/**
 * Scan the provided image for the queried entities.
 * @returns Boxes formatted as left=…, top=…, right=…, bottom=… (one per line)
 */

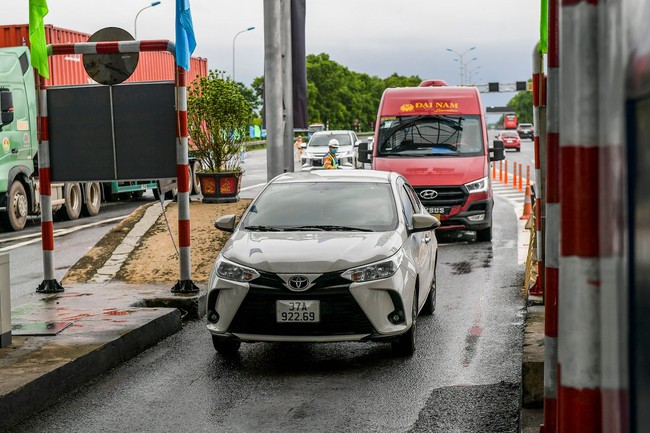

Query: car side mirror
left=489, top=140, right=505, bottom=161
left=412, top=213, right=441, bottom=232
left=354, top=140, right=361, bottom=148
left=300, top=143, right=307, bottom=149
left=214, top=214, right=236, bottom=232
left=0, top=89, right=14, bottom=127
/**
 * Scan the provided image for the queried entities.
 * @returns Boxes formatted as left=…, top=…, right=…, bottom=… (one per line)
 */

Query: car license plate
left=426, top=207, right=447, bottom=215
left=276, top=300, right=320, bottom=323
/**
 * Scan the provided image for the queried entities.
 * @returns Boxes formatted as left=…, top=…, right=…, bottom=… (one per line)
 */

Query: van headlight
left=465, top=176, right=488, bottom=194
left=342, top=250, right=404, bottom=282
left=215, top=257, right=260, bottom=282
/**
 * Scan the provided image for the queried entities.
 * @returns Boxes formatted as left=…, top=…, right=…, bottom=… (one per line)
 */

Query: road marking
left=0, top=216, right=126, bottom=253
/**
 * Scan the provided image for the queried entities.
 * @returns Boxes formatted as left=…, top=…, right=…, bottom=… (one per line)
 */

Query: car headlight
left=341, top=250, right=404, bottom=282
left=465, top=176, right=488, bottom=194
left=216, top=257, right=260, bottom=282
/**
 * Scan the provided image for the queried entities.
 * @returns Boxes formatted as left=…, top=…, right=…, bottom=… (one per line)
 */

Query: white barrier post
left=0, top=254, right=11, bottom=348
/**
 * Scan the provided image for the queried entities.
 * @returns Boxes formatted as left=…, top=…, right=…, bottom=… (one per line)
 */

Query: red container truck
left=0, top=24, right=208, bottom=86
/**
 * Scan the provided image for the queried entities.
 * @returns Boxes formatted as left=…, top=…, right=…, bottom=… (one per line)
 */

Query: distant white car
left=206, top=170, right=440, bottom=357
left=301, top=130, right=362, bottom=169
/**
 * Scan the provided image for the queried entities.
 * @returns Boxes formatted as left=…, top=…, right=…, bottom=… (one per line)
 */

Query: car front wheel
left=392, top=293, right=417, bottom=356
left=212, top=336, right=241, bottom=357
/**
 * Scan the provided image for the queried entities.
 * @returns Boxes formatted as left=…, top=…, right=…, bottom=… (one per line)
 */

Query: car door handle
left=424, top=236, right=431, bottom=244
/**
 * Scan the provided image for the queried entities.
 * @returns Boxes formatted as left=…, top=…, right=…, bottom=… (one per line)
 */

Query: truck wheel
left=1, top=180, right=28, bottom=231
left=57, top=183, right=82, bottom=221
left=82, top=182, right=101, bottom=217
left=191, top=160, right=202, bottom=195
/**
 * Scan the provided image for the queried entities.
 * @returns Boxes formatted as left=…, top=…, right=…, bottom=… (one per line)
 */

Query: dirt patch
left=62, top=204, right=151, bottom=285
left=62, top=199, right=252, bottom=286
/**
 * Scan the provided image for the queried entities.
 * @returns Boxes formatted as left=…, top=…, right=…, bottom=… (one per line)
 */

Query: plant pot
left=197, top=171, right=242, bottom=203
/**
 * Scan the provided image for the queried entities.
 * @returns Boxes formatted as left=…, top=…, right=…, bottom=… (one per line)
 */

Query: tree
left=251, top=53, right=424, bottom=131
left=187, top=70, right=251, bottom=173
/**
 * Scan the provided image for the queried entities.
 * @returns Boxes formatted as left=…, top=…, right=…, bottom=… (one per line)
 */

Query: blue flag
left=175, top=0, right=196, bottom=70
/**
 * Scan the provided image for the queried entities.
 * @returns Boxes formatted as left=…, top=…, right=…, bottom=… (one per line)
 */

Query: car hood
left=373, top=155, right=487, bottom=186
left=220, top=230, right=404, bottom=274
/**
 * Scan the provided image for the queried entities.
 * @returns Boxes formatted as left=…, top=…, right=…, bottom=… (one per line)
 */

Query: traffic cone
left=520, top=184, right=533, bottom=220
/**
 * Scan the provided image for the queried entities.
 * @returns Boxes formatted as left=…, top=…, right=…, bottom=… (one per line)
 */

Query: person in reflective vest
left=323, top=139, right=340, bottom=170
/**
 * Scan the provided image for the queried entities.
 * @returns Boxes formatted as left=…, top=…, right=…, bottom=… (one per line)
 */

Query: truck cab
left=369, top=80, right=504, bottom=241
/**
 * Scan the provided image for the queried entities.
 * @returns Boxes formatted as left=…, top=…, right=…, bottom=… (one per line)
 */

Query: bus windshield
left=377, top=115, right=484, bottom=157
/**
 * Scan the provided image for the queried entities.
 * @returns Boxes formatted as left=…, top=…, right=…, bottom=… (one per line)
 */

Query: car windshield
left=377, top=115, right=484, bottom=157
left=308, top=133, right=352, bottom=147
left=519, top=124, right=532, bottom=128
left=242, top=182, right=398, bottom=232
left=500, top=131, right=519, bottom=137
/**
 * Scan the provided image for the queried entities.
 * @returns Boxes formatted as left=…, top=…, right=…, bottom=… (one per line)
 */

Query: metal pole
left=281, top=0, right=294, bottom=173
left=264, top=0, right=284, bottom=180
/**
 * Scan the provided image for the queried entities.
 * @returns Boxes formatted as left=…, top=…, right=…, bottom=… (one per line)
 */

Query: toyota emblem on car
left=288, top=275, right=310, bottom=291
left=420, top=189, right=438, bottom=200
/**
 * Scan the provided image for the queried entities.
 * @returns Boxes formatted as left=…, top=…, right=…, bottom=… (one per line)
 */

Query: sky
left=2, top=0, right=541, bottom=122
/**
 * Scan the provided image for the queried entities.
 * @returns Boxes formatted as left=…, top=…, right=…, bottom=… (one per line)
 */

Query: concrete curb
left=0, top=308, right=181, bottom=431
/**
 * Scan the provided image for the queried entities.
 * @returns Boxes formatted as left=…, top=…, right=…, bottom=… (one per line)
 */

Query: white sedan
left=206, top=170, right=440, bottom=356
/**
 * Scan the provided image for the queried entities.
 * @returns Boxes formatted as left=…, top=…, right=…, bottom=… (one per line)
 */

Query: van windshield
left=377, top=115, right=485, bottom=157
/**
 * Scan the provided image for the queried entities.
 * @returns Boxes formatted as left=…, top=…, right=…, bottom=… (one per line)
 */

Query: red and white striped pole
left=172, top=65, right=198, bottom=293
left=43, top=40, right=197, bottom=293
left=558, top=1, right=601, bottom=431
left=35, top=77, right=63, bottom=293
left=542, top=0, right=560, bottom=430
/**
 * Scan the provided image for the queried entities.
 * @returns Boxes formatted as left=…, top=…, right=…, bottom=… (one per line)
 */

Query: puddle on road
left=451, top=261, right=473, bottom=274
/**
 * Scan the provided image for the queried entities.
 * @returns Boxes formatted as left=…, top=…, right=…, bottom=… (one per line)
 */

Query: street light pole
left=467, top=65, right=481, bottom=85
left=134, top=1, right=161, bottom=40
left=446, top=46, right=476, bottom=85
left=232, top=26, right=256, bottom=82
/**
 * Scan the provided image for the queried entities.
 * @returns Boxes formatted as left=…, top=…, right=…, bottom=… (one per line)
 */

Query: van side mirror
left=358, top=141, right=372, bottom=164
left=0, top=90, right=14, bottom=127
left=489, top=140, right=505, bottom=161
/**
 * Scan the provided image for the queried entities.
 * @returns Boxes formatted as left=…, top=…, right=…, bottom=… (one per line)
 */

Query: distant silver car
left=206, top=170, right=440, bottom=356
left=301, top=130, right=362, bottom=169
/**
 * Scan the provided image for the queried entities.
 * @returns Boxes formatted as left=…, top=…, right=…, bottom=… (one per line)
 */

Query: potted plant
left=187, top=70, right=251, bottom=203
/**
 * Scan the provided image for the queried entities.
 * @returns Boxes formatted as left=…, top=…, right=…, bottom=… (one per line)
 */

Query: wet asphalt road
left=9, top=193, right=525, bottom=433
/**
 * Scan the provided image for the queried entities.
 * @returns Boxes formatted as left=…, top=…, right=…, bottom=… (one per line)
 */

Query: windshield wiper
left=288, top=225, right=373, bottom=232
left=244, top=225, right=284, bottom=232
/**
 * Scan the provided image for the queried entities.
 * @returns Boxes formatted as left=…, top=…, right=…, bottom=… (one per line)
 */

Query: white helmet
left=328, top=138, right=340, bottom=148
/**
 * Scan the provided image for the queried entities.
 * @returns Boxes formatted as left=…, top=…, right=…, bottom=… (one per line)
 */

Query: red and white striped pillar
left=35, top=77, right=63, bottom=293
left=531, top=43, right=545, bottom=298
left=558, top=1, right=602, bottom=431
left=172, top=65, right=198, bottom=293
left=542, top=0, right=560, bottom=430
